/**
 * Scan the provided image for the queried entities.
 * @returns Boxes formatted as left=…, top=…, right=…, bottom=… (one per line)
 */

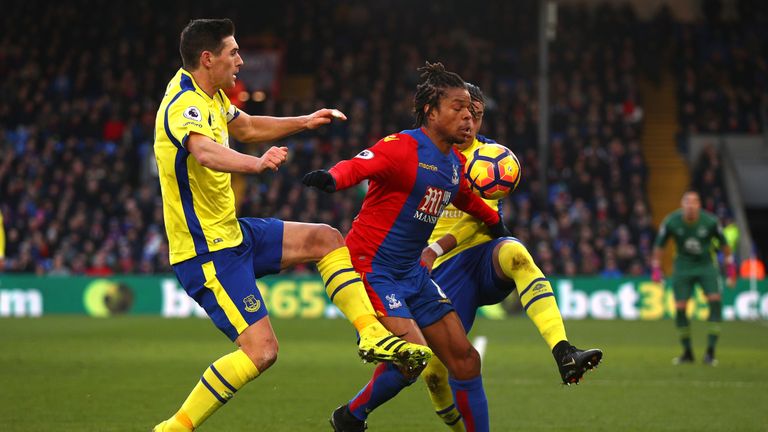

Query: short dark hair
left=466, top=83, right=485, bottom=105
left=413, top=61, right=466, bottom=127
left=179, top=18, right=235, bottom=70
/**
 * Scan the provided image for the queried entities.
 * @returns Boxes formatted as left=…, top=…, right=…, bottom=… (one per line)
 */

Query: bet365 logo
left=417, top=187, right=451, bottom=217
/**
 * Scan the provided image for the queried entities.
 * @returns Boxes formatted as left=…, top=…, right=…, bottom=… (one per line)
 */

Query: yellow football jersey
left=154, top=69, right=243, bottom=265
left=430, top=138, right=502, bottom=269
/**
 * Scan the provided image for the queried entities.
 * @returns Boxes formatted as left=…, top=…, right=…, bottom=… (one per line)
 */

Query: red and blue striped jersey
left=329, top=128, right=500, bottom=275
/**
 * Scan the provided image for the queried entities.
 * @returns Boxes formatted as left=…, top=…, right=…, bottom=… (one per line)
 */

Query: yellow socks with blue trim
left=156, top=349, right=259, bottom=431
left=423, top=357, right=465, bottom=432
left=498, top=241, right=567, bottom=349
left=317, top=246, right=379, bottom=332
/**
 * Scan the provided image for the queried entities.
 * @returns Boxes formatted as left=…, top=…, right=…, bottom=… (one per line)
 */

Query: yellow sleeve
left=447, top=213, right=485, bottom=247
left=433, top=211, right=493, bottom=268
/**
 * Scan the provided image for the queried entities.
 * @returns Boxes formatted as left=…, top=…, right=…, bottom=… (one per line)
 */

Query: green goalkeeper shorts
left=671, top=267, right=722, bottom=301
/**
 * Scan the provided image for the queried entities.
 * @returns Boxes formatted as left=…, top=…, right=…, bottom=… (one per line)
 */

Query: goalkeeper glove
left=302, top=170, right=336, bottom=193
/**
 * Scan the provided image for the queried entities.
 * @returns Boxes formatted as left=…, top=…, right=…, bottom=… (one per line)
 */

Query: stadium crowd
left=0, top=0, right=761, bottom=276
left=675, top=0, right=767, bottom=139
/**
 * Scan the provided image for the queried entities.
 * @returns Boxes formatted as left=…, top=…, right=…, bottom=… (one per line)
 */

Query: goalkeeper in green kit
left=651, top=191, right=737, bottom=366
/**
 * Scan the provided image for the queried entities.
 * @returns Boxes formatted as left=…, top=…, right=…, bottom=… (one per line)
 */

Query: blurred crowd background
left=1, top=0, right=765, bottom=276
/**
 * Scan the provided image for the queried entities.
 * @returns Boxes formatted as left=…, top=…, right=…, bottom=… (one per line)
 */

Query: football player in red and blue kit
left=304, top=62, right=507, bottom=432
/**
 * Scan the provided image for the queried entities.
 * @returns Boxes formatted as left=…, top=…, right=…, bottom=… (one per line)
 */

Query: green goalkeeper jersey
left=654, top=209, right=726, bottom=273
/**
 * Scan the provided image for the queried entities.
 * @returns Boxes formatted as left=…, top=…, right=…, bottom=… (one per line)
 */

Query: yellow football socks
left=423, top=357, right=466, bottom=432
left=498, top=241, right=567, bottom=349
left=317, top=246, right=378, bottom=332
left=166, top=349, right=259, bottom=431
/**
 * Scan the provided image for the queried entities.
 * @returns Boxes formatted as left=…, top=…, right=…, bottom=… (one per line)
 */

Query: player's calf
left=423, top=358, right=466, bottom=431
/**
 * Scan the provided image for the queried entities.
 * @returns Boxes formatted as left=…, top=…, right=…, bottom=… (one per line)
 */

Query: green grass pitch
left=1, top=317, right=766, bottom=431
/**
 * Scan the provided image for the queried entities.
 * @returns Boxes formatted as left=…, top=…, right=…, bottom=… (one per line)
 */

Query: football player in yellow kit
left=152, top=18, right=430, bottom=431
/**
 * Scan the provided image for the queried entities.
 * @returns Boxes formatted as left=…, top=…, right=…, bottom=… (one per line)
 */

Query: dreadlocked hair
left=413, top=61, right=467, bottom=127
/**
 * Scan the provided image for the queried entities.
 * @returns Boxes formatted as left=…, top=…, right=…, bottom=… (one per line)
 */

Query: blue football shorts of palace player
left=172, top=217, right=283, bottom=341
left=431, top=237, right=518, bottom=333
left=363, top=263, right=455, bottom=329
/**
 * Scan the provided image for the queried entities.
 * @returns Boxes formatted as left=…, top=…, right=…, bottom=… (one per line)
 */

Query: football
left=465, top=143, right=522, bottom=200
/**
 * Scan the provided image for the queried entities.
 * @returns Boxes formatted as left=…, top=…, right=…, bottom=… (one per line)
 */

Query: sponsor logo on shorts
left=385, top=294, right=402, bottom=310
left=243, top=295, right=261, bottom=313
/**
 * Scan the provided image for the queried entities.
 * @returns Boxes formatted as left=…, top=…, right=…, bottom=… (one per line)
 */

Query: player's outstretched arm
left=187, top=133, right=287, bottom=174
left=228, top=108, right=346, bottom=143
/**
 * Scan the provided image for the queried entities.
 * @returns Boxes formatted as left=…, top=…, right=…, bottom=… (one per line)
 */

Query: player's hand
left=726, top=259, right=737, bottom=288
left=304, top=108, right=347, bottom=130
left=255, top=146, right=288, bottom=173
left=488, top=220, right=511, bottom=238
left=302, top=170, right=337, bottom=193
left=651, top=265, right=663, bottom=284
left=420, top=247, right=437, bottom=273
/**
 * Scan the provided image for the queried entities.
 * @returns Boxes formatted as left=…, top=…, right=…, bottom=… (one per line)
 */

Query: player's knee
left=499, top=240, right=536, bottom=279
left=708, top=300, right=722, bottom=322
left=502, top=241, right=530, bottom=268
left=448, top=346, right=481, bottom=379
left=313, top=224, right=345, bottom=254
left=258, top=343, right=279, bottom=372
left=244, top=339, right=279, bottom=372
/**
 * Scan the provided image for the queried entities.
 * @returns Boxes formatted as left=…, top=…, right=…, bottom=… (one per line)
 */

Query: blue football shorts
left=173, top=217, right=283, bottom=341
left=362, top=263, right=455, bottom=329
left=431, top=237, right=518, bottom=333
